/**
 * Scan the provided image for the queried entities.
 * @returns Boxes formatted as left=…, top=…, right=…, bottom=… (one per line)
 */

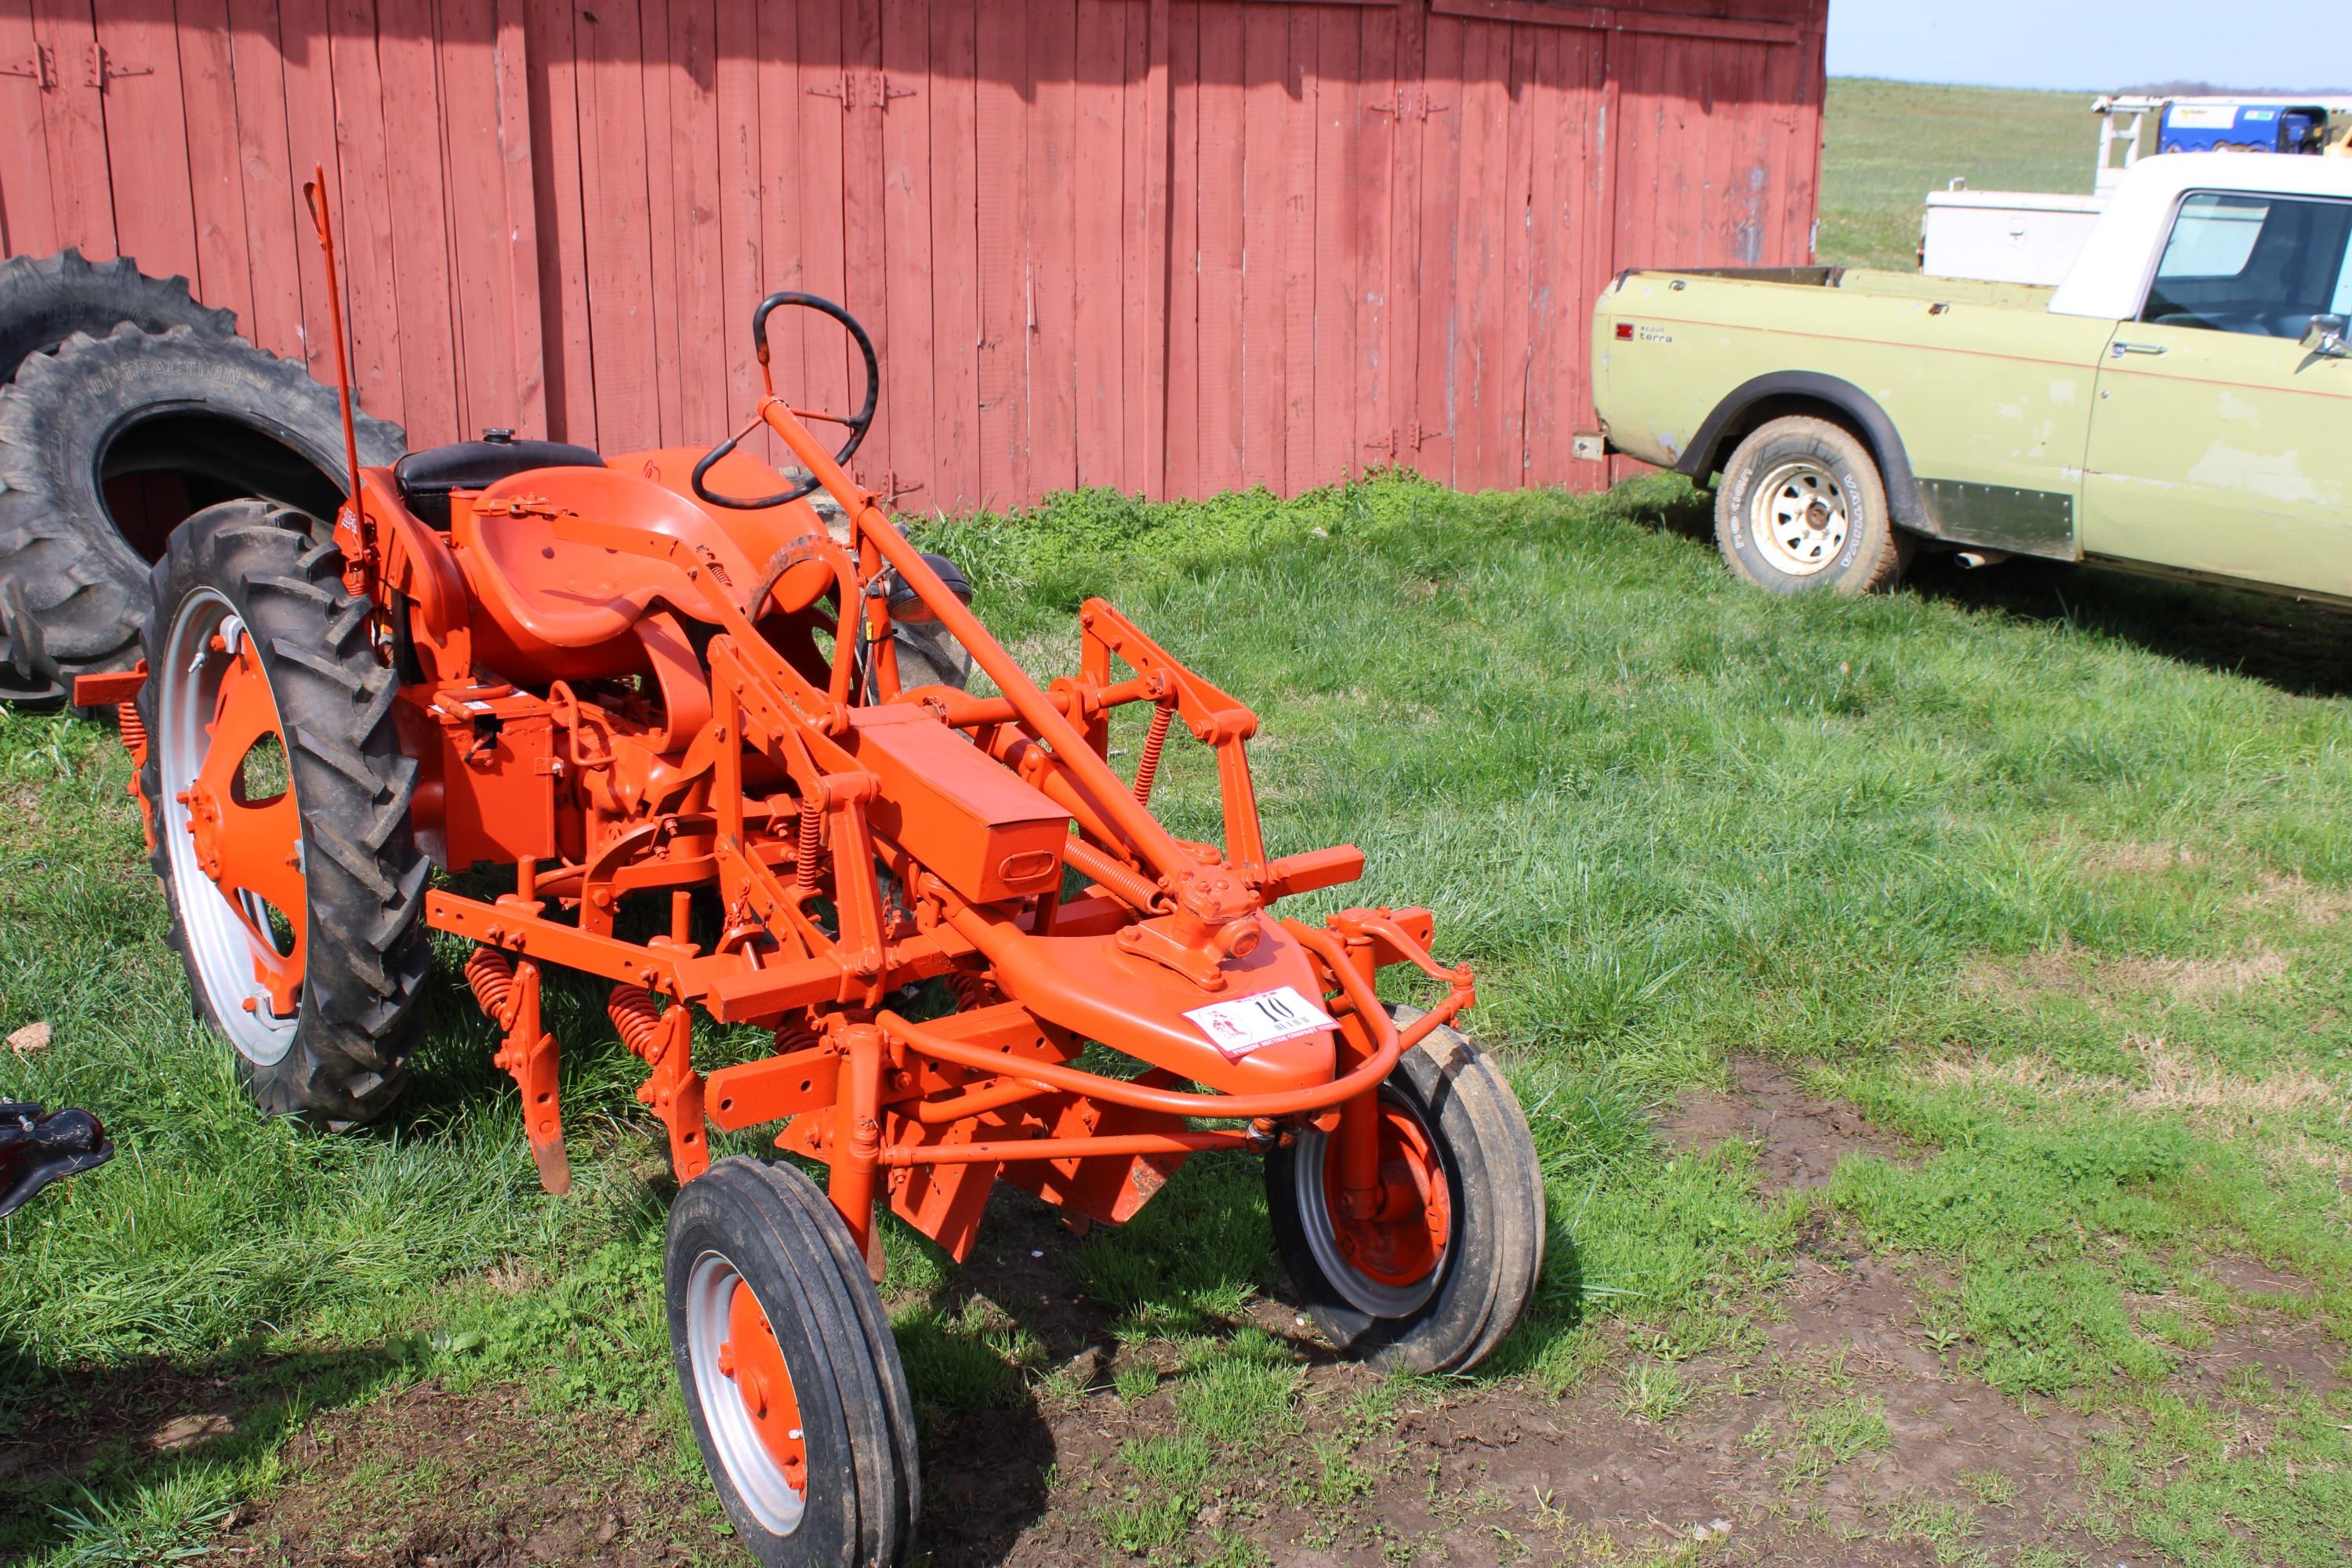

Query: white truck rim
left=1748, top=459, right=1851, bottom=577
left=156, top=590, right=301, bottom=1066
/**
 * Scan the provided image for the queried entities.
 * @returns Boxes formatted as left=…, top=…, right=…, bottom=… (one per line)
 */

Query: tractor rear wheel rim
left=156, top=587, right=306, bottom=1064
left=685, top=1250, right=809, bottom=1536
left=1295, top=1090, right=1453, bottom=1318
left=1750, top=459, right=1849, bottom=577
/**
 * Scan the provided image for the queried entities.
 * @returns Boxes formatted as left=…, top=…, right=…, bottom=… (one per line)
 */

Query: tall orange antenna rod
left=302, top=165, right=363, bottom=519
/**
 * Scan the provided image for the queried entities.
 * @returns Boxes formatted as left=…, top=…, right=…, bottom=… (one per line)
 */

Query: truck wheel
left=138, top=502, right=427, bottom=1123
left=669, top=1158, right=920, bottom=1568
left=1267, top=1007, right=1545, bottom=1374
left=1715, top=416, right=1907, bottom=595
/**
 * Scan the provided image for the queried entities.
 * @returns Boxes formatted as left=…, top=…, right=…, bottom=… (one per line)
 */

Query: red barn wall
left=0, top=0, right=1826, bottom=510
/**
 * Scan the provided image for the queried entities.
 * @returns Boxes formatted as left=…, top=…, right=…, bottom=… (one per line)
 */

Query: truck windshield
left=2143, top=191, right=2352, bottom=337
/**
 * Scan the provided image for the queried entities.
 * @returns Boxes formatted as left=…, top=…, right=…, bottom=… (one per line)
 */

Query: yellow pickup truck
left=1591, top=153, right=2352, bottom=599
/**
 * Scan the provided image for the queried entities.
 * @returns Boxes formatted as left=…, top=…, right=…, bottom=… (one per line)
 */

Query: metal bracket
left=1367, top=90, right=1449, bottom=121
left=808, top=71, right=919, bottom=111
left=85, top=45, right=149, bottom=90
left=1, top=45, right=54, bottom=89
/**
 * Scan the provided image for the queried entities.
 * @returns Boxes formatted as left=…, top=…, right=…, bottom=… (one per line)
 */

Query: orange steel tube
left=878, top=922, right=1456, bottom=1121
left=829, top=1024, right=884, bottom=1247
left=760, top=397, right=1199, bottom=884
left=922, top=674, right=1159, bottom=731
left=879, top=1130, right=1254, bottom=1167
left=879, top=1010, right=1403, bottom=1120
left=909, top=1075, right=1054, bottom=1123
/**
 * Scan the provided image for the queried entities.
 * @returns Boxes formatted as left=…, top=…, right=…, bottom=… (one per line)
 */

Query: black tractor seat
left=394, top=432, right=605, bottom=527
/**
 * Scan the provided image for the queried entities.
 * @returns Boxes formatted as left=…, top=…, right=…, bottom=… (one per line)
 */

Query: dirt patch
left=1665, top=1057, right=1911, bottom=1192
left=2204, top=1253, right=2321, bottom=1300
left=221, top=1383, right=724, bottom=1567
left=2179, top=1312, right=2346, bottom=1401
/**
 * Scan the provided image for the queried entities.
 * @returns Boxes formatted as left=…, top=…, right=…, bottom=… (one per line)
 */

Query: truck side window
left=2143, top=192, right=2352, bottom=338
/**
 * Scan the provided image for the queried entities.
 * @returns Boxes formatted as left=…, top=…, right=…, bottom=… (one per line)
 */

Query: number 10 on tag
left=1183, top=985, right=1338, bottom=1060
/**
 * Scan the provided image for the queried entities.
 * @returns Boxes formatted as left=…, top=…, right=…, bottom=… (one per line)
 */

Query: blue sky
left=1827, top=0, right=2343, bottom=93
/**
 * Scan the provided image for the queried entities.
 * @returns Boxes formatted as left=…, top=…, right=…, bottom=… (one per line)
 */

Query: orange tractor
left=77, top=186, right=1542, bottom=1567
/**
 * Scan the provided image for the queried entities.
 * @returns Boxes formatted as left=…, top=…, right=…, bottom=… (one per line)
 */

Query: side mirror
left=2303, top=314, right=2350, bottom=357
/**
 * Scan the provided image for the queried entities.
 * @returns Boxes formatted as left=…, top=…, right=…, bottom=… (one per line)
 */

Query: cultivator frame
left=71, top=277, right=1489, bottom=1270
left=80, top=175, right=1538, bottom=1564
left=412, top=389, right=1477, bottom=1261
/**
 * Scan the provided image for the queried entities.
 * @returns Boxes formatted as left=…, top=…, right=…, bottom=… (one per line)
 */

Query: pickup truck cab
left=1592, top=154, right=2352, bottom=600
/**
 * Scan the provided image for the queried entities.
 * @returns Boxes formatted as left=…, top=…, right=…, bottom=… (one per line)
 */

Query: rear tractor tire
left=137, top=501, right=428, bottom=1123
left=668, top=1158, right=921, bottom=1568
left=1714, top=415, right=1908, bottom=595
left=0, top=248, right=236, bottom=387
left=1267, top=1007, right=1545, bottom=1374
left=0, top=322, right=404, bottom=688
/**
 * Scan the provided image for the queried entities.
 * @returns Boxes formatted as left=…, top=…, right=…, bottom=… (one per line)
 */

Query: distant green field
left=1820, top=76, right=2100, bottom=270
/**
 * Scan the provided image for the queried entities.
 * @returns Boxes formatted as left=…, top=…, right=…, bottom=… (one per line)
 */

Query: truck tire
left=0, top=322, right=404, bottom=686
left=0, top=249, right=237, bottom=388
left=1714, top=416, right=1907, bottom=596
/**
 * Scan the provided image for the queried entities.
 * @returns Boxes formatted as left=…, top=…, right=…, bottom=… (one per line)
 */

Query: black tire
left=890, top=620, right=971, bottom=692
left=1267, top=1007, right=1544, bottom=1374
left=0, top=322, right=404, bottom=685
left=1714, top=415, right=1908, bottom=596
left=668, top=1158, right=920, bottom=1568
left=137, top=502, right=427, bottom=1123
left=0, top=248, right=236, bottom=387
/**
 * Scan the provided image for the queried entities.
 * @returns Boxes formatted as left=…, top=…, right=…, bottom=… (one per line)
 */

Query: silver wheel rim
left=684, top=1250, right=808, bottom=1537
left=1748, top=459, right=1850, bottom=578
left=155, top=588, right=300, bottom=1065
left=1292, top=1105, right=1447, bottom=1319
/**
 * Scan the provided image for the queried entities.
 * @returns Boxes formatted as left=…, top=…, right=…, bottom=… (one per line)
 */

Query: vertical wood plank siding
left=0, top=0, right=1826, bottom=509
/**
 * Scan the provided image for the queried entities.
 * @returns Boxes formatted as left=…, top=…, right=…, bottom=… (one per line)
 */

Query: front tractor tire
left=1714, top=415, right=1908, bottom=595
left=1268, top=1007, right=1545, bottom=1374
left=138, top=502, right=427, bottom=1123
left=668, top=1158, right=921, bottom=1568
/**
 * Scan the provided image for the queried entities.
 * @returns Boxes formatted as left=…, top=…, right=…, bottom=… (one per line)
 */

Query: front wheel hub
left=685, top=1251, right=809, bottom=1535
left=1298, top=1091, right=1454, bottom=1317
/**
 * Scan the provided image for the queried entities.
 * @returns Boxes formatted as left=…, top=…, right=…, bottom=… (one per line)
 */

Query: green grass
left=1820, top=77, right=2100, bottom=270
left=6, top=454, right=2352, bottom=1566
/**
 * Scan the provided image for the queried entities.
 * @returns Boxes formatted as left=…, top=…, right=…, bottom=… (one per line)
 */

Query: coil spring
left=771, top=1011, right=823, bottom=1055
left=947, top=971, right=999, bottom=1014
left=465, top=946, right=517, bottom=1022
left=117, top=701, right=148, bottom=763
left=794, top=795, right=824, bottom=891
left=609, top=983, right=665, bottom=1061
left=1133, top=702, right=1174, bottom=804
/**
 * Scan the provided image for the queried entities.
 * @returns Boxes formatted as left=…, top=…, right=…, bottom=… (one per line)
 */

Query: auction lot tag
left=1185, top=985, right=1338, bottom=1060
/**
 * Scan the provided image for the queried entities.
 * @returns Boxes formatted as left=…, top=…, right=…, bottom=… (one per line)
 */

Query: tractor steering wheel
left=691, top=292, right=880, bottom=510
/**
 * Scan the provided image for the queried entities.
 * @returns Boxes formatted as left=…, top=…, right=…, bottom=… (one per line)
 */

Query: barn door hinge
left=1363, top=426, right=1431, bottom=459
left=877, top=473, right=926, bottom=506
left=1367, top=90, right=1449, bottom=121
left=85, top=45, right=150, bottom=90
left=807, top=71, right=918, bottom=111
left=1, top=45, right=55, bottom=89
